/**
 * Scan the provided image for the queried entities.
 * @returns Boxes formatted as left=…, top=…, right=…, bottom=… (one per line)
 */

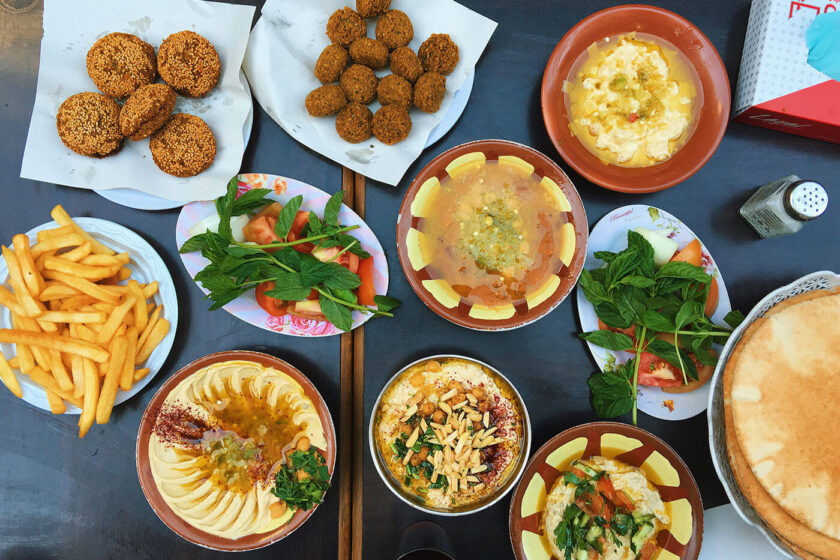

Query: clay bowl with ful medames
left=542, top=4, right=730, bottom=193
left=136, top=350, right=337, bottom=551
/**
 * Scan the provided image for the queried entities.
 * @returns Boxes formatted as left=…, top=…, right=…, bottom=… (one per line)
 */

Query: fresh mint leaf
left=723, top=310, right=745, bottom=329
left=675, top=300, right=700, bottom=329
left=216, top=177, right=239, bottom=241
left=299, top=257, right=333, bottom=287
left=274, top=195, right=303, bottom=239
left=231, top=188, right=271, bottom=216
left=588, top=371, right=634, bottom=418
left=265, top=273, right=312, bottom=301
left=321, top=264, right=361, bottom=291
left=626, top=230, right=655, bottom=277
left=606, top=248, right=639, bottom=288
left=656, top=261, right=711, bottom=284
left=593, top=250, right=618, bottom=263
left=613, top=286, right=647, bottom=324
left=646, top=338, right=699, bottom=381
left=319, top=293, right=353, bottom=331
left=618, top=275, right=655, bottom=289
left=374, top=295, right=401, bottom=312
left=638, top=309, right=675, bottom=332
left=308, top=211, right=324, bottom=236
left=578, top=269, right=610, bottom=304
left=179, top=233, right=210, bottom=254
left=324, top=191, right=344, bottom=227
left=330, top=288, right=358, bottom=304
left=594, top=302, right=632, bottom=329
left=579, top=330, right=635, bottom=351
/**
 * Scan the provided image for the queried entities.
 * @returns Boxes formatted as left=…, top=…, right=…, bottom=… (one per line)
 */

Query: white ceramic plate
left=0, top=218, right=178, bottom=414
left=575, top=205, right=732, bottom=421
left=175, top=173, right=389, bottom=337
left=94, top=70, right=255, bottom=211
left=425, top=71, right=474, bottom=147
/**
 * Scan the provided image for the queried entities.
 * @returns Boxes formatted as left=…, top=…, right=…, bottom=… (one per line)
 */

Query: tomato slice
left=252, top=202, right=284, bottom=221
left=255, top=282, right=287, bottom=316
left=596, top=476, right=617, bottom=503
left=357, top=257, right=376, bottom=306
left=670, top=239, right=702, bottom=267
left=286, top=211, right=310, bottom=241
left=243, top=215, right=280, bottom=246
left=613, top=489, right=635, bottom=512
left=575, top=491, right=614, bottom=523
left=705, top=277, right=719, bottom=317
left=636, top=352, right=683, bottom=388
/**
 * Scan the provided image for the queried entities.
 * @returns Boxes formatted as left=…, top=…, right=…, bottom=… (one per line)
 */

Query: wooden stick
left=351, top=171, right=366, bottom=560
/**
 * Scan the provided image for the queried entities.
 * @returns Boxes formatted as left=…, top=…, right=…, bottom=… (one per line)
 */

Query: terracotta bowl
left=396, top=139, right=588, bottom=331
left=541, top=4, right=730, bottom=193
left=509, top=421, right=704, bottom=560
left=136, top=350, right=337, bottom=551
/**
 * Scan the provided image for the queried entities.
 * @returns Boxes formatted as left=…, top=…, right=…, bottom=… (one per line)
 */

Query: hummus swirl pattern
left=149, top=360, right=326, bottom=540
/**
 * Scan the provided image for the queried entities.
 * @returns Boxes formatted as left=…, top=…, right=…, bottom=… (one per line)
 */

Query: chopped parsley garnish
left=271, top=449, right=330, bottom=511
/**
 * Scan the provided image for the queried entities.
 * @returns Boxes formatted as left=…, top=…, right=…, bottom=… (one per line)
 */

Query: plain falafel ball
left=355, top=0, right=390, bottom=18
left=56, top=92, right=124, bottom=158
left=414, top=72, right=446, bottom=113
left=326, top=7, right=366, bottom=47
left=349, top=38, right=389, bottom=69
left=418, top=33, right=459, bottom=75
left=335, top=102, right=373, bottom=143
left=377, top=74, right=412, bottom=109
left=372, top=104, right=412, bottom=145
left=314, top=44, right=349, bottom=84
left=389, top=46, right=423, bottom=83
left=305, top=84, right=347, bottom=116
left=375, top=10, right=413, bottom=49
left=339, top=64, right=378, bottom=104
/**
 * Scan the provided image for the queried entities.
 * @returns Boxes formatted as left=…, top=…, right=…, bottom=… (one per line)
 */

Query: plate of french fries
left=0, top=205, right=177, bottom=437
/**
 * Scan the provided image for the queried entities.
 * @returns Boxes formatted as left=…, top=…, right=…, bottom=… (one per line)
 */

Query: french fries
left=0, top=205, right=170, bottom=438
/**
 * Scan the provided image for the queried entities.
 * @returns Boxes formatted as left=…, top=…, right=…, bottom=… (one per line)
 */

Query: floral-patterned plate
left=175, top=173, right=389, bottom=337
left=575, top=205, right=732, bottom=420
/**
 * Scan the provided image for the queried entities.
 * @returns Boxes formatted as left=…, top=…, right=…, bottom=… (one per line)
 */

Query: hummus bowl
left=370, top=355, right=531, bottom=515
left=541, top=5, right=729, bottom=193
left=136, top=350, right=336, bottom=551
left=509, top=422, right=703, bottom=560
left=397, top=139, right=587, bottom=331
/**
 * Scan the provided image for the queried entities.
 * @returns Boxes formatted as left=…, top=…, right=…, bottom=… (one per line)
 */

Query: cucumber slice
left=579, top=513, right=590, bottom=526
left=575, top=549, right=589, bottom=560
left=631, top=523, right=655, bottom=551
left=574, top=462, right=598, bottom=478
left=632, top=511, right=655, bottom=524
left=585, top=524, right=604, bottom=544
left=635, top=226, right=678, bottom=266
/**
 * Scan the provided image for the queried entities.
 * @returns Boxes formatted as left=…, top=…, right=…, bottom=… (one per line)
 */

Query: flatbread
left=725, top=288, right=840, bottom=557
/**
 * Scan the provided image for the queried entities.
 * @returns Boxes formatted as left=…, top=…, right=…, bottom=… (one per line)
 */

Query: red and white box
left=733, top=0, right=840, bottom=143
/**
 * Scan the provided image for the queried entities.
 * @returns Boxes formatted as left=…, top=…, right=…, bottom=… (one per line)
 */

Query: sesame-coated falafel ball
left=336, top=102, right=373, bottom=143
left=418, top=34, right=459, bottom=75
left=86, top=33, right=156, bottom=99
left=372, top=104, right=412, bottom=145
left=56, top=92, right=124, bottom=158
left=377, top=74, right=412, bottom=109
left=339, top=63, right=378, bottom=104
left=119, top=83, right=176, bottom=141
left=388, top=46, right=423, bottom=83
left=305, top=84, right=347, bottom=116
left=157, top=30, right=221, bottom=98
left=414, top=72, right=446, bottom=113
left=326, top=7, right=366, bottom=47
left=349, top=38, right=389, bottom=69
left=314, top=44, right=349, bottom=84
left=355, top=0, right=390, bottom=18
left=149, top=113, right=216, bottom=177
left=375, top=10, right=413, bottom=49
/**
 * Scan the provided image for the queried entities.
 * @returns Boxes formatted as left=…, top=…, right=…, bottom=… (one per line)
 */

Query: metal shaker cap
left=786, top=180, right=827, bottom=221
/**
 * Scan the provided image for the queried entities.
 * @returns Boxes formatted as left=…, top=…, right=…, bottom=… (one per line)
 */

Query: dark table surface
left=0, top=0, right=838, bottom=559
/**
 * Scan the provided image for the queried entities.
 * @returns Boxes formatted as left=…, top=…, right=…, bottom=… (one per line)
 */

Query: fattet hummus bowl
left=136, top=350, right=336, bottom=551
left=397, top=139, right=587, bottom=331
left=509, top=422, right=704, bottom=560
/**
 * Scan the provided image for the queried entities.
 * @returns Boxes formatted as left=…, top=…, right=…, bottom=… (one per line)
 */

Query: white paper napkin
left=699, top=504, right=790, bottom=560
left=243, top=0, right=497, bottom=186
left=20, top=0, right=255, bottom=202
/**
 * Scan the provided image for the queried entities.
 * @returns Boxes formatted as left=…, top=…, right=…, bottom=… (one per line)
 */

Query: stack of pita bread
left=724, top=287, right=840, bottom=560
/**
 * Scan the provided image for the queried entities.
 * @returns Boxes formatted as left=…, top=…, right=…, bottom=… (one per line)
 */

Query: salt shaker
left=739, top=175, right=827, bottom=238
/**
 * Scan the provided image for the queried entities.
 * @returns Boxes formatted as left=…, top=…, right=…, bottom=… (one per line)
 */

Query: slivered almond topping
left=406, top=426, right=420, bottom=449
left=420, top=418, right=428, bottom=432
left=468, top=413, right=483, bottom=422
left=430, top=422, right=446, bottom=430
left=483, top=411, right=490, bottom=428
left=463, top=405, right=478, bottom=414
left=483, top=426, right=497, bottom=436
left=466, top=475, right=480, bottom=483
left=401, top=403, right=418, bottom=421
left=439, top=402, right=452, bottom=415
left=471, top=464, right=488, bottom=474
left=410, top=392, right=424, bottom=405
left=402, top=449, right=413, bottom=465
left=466, top=393, right=477, bottom=404
left=431, top=470, right=439, bottom=483
left=452, top=400, right=467, bottom=410
left=440, top=388, right=457, bottom=401
left=473, top=483, right=485, bottom=491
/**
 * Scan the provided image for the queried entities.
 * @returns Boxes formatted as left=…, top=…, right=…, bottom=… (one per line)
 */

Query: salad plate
left=576, top=205, right=732, bottom=421
left=176, top=173, right=390, bottom=337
